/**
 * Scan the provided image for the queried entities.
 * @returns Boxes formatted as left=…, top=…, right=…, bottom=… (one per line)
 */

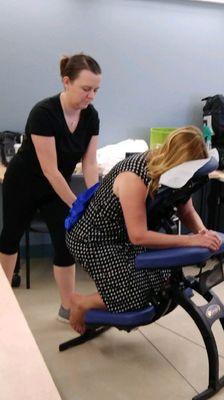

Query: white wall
left=0, top=0, right=224, bottom=146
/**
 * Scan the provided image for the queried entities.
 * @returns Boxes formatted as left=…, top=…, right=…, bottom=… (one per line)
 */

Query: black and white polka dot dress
left=66, top=152, right=170, bottom=313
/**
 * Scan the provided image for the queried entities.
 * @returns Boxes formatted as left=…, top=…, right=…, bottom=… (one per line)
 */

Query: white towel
left=159, top=148, right=219, bottom=189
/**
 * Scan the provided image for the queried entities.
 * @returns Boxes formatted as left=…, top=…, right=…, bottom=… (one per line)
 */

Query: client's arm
left=176, top=199, right=205, bottom=233
left=113, top=172, right=221, bottom=252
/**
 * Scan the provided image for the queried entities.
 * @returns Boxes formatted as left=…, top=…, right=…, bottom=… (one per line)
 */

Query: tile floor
left=14, top=258, right=224, bottom=400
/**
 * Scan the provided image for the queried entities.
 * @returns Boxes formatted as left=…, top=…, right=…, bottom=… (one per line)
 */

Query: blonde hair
left=147, top=125, right=208, bottom=196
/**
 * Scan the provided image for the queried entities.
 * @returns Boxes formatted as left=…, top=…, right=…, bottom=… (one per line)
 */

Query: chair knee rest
left=85, top=287, right=194, bottom=328
left=85, top=306, right=156, bottom=327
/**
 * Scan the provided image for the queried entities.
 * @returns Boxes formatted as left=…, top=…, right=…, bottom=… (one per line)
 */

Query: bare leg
left=70, top=292, right=106, bottom=335
left=53, top=264, right=75, bottom=310
left=0, top=252, right=18, bottom=282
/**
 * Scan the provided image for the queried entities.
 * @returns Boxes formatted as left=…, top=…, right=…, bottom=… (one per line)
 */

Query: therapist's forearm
left=82, top=162, right=99, bottom=188
left=44, top=170, right=76, bottom=208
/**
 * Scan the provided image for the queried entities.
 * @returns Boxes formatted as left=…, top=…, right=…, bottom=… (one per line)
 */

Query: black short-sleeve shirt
left=18, top=93, right=99, bottom=181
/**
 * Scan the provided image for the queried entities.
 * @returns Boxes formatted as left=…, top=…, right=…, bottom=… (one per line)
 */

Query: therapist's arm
left=82, top=135, right=99, bottom=188
left=31, top=134, right=76, bottom=208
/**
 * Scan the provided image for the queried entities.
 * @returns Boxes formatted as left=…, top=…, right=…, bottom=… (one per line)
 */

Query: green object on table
left=150, top=127, right=176, bottom=149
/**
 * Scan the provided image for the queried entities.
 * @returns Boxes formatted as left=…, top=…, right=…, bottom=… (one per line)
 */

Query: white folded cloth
left=75, top=139, right=148, bottom=175
left=159, top=148, right=219, bottom=189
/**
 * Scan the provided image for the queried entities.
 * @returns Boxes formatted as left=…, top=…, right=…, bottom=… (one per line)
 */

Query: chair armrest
left=136, top=232, right=224, bottom=270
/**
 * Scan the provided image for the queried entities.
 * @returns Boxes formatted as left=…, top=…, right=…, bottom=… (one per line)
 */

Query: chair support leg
left=25, top=229, right=30, bottom=289
left=59, top=326, right=111, bottom=352
left=177, top=289, right=224, bottom=400
left=12, top=250, right=21, bottom=288
left=58, top=281, right=224, bottom=399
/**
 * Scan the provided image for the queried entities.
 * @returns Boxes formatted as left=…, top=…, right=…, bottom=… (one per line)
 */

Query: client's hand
left=190, top=230, right=222, bottom=252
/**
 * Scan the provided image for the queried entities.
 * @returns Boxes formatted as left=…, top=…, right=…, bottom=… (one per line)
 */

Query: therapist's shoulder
left=25, top=94, right=60, bottom=135
left=28, top=94, right=60, bottom=120
left=30, top=95, right=60, bottom=115
left=84, top=104, right=99, bottom=119
left=83, top=105, right=100, bottom=135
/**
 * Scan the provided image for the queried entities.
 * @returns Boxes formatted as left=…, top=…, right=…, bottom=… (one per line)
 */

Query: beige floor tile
left=155, top=266, right=224, bottom=357
left=14, top=259, right=198, bottom=400
left=139, top=323, right=224, bottom=398
left=55, top=328, right=198, bottom=400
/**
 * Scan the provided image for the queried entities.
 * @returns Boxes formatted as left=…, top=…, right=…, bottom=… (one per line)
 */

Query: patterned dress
left=66, top=153, right=169, bottom=313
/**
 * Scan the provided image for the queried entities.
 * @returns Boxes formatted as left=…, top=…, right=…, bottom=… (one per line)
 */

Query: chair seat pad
left=85, top=306, right=156, bottom=327
left=85, top=288, right=193, bottom=328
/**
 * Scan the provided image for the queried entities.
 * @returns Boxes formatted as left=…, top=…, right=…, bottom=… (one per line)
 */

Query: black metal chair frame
left=12, top=212, right=49, bottom=289
left=24, top=213, right=49, bottom=289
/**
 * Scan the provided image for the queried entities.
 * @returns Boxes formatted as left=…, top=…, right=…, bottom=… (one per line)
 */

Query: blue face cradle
left=65, top=182, right=100, bottom=231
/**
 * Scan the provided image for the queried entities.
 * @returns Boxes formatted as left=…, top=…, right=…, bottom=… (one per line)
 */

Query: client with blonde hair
left=147, top=126, right=208, bottom=195
left=66, top=126, right=221, bottom=334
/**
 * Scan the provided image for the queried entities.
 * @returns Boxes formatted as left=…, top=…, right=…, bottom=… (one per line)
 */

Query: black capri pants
left=0, top=162, right=75, bottom=267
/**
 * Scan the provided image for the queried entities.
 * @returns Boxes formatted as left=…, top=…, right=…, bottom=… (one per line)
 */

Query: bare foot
left=69, top=293, right=88, bottom=335
left=69, top=291, right=106, bottom=335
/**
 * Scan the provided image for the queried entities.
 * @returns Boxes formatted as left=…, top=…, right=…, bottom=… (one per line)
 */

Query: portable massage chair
left=60, top=152, right=224, bottom=400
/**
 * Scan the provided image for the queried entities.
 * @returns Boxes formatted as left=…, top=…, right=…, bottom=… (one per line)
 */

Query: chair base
left=192, top=377, right=224, bottom=400
left=11, top=272, right=21, bottom=288
left=59, top=326, right=110, bottom=352
left=177, top=286, right=224, bottom=400
left=59, top=278, right=224, bottom=400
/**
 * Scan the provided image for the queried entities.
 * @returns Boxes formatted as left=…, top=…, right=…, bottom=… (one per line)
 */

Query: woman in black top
left=0, top=53, right=102, bottom=322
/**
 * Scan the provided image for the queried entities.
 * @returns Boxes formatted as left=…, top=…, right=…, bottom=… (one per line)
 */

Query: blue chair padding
left=85, top=306, right=156, bottom=327
left=136, top=232, right=224, bottom=270
left=85, top=288, right=193, bottom=327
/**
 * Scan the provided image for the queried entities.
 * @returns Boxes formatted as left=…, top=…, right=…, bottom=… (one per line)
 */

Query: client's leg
left=70, top=292, right=106, bottom=334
